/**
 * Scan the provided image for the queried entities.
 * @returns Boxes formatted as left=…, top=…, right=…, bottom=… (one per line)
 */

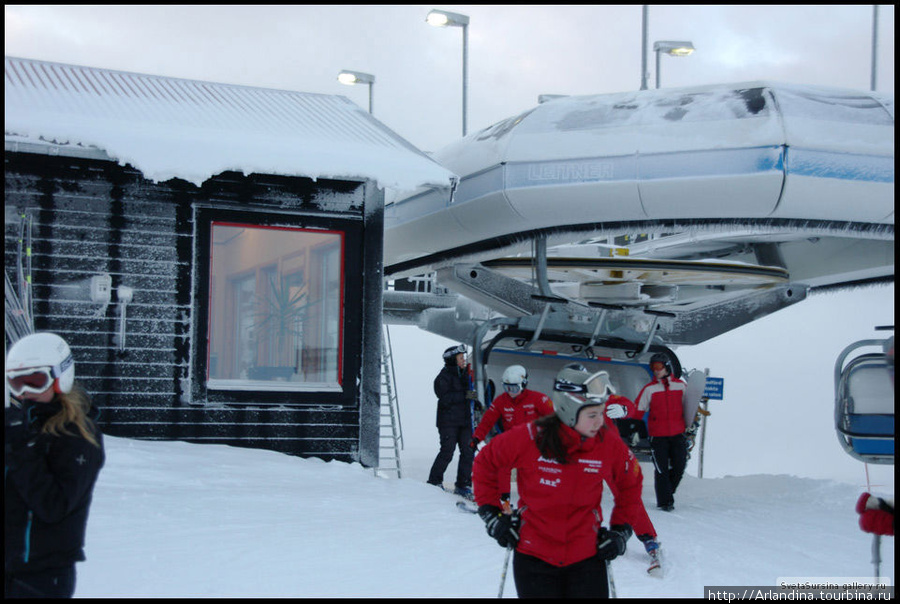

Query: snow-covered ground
left=77, top=436, right=892, bottom=598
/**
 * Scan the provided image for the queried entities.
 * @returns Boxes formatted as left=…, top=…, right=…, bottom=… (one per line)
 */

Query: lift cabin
left=469, top=315, right=709, bottom=463
left=478, top=330, right=660, bottom=459
left=834, top=329, right=895, bottom=465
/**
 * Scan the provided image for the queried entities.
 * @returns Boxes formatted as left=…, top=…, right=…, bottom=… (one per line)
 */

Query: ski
left=456, top=500, right=479, bottom=514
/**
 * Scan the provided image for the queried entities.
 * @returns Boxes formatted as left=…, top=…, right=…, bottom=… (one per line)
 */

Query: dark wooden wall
left=4, top=151, right=382, bottom=464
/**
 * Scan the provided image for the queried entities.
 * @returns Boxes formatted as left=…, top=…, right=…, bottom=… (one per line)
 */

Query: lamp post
left=337, top=70, right=375, bottom=114
left=426, top=9, right=469, bottom=136
left=653, top=40, right=695, bottom=89
left=640, top=5, right=649, bottom=90
left=871, top=5, right=878, bottom=92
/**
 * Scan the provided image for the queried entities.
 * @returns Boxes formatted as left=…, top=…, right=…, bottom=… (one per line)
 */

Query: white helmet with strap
left=6, top=332, right=75, bottom=395
left=550, top=364, right=615, bottom=427
left=501, top=364, right=527, bottom=396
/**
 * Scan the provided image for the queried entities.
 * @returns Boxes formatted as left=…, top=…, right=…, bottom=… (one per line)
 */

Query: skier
left=602, top=379, right=662, bottom=572
left=636, top=352, right=688, bottom=511
left=469, top=365, right=554, bottom=509
left=472, top=364, right=643, bottom=598
left=470, top=364, right=553, bottom=448
left=427, top=344, right=480, bottom=500
left=5, top=332, right=105, bottom=598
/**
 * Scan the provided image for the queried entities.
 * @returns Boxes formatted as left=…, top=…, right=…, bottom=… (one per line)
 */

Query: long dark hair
left=535, top=414, right=569, bottom=464
left=535, top=413, right=609, bottom=464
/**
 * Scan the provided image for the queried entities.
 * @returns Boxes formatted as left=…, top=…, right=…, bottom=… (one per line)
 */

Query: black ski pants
left=427, top=424, right=474, bottom=489
left=5, top=565, right=76, bottom=598
left=649, top=433, right=688, bottom=508
left=513, top=551, right=610, bottom=598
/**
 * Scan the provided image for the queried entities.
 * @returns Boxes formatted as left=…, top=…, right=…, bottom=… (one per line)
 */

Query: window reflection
left=207, top=223, right=343, bottom=390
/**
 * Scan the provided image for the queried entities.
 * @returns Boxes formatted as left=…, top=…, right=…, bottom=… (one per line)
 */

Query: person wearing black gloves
left=473, top=364, right=645, bottom=598
left=427, top=344, right=480, bottom=500
left=5, top=332, right=105, bottom=599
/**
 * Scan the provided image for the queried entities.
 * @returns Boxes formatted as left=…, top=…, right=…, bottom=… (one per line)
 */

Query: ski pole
left=606, top=559, right=617, bottom=598
left=498, top=544, right=513, bottom=598
left=872, top=534, right=881, bottom=583
left=498, top=507, right=523, bottom=598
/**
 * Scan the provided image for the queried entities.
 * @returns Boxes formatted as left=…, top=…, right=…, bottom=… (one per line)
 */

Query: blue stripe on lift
left=497, top=146, right=892, bottom=190
left=786, top=148, right=894, bottom=183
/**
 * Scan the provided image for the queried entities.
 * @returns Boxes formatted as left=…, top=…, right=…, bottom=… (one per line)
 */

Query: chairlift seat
left=835, top=344, right=894, bottom=464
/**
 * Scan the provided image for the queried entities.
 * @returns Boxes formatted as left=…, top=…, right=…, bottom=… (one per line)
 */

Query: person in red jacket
left=636, top=352, right=688, bottom=512
left=470, top=364, right=554, bottom=447
left=470, top=365, right=554, bottom=507
left=473, top=364, right=644, bottom=598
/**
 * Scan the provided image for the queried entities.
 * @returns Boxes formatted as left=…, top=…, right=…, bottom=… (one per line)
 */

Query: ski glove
left=465, top=390, right=479, bottom=401
left=597, top=524, right=632, bottom=560
left=469, top=437, right=480, bottom=451
left=478, top=505, right=519, bottom=549
left=605, top=404, right=628, bottom=419
left=856, top=493, right=895, bottom=536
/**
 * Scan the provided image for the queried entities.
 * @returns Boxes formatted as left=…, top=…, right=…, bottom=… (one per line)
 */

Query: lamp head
left=426, top=9, right=469, bottom=27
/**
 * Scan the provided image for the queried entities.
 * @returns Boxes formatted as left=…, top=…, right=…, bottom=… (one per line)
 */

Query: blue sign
left=704, top=377, right=724, bottom=400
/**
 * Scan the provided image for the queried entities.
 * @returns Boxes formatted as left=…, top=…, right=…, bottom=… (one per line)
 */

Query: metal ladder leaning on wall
left=375, top=325, right=404, bottom=478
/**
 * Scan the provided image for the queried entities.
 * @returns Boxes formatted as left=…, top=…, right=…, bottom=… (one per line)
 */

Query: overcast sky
left=4, top=5, right=894, bottom=152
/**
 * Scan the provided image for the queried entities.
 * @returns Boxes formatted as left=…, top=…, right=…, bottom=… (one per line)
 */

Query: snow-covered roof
left=4, top=56, right=455, bottom=192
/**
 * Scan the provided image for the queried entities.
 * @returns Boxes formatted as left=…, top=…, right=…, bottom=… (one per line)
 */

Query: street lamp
left=426, top=9, right=469, bottom=136
left=337, top=70, right=375, bottom=114
left=653, top=41, right=694, bottom=89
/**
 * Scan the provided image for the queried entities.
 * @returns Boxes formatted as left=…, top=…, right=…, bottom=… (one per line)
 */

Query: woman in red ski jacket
left=473, top=365, right=644, bottom=598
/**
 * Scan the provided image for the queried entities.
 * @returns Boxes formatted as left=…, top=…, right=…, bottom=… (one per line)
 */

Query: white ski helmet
left=550, top=364, right=615, bottom=428
left=6, top=332, right=75, bottom=395
left=501, top=364, right=528, bottom=396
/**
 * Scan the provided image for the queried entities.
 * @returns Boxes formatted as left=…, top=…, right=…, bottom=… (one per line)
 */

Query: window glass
left=207, top=223, right=343, bottom=391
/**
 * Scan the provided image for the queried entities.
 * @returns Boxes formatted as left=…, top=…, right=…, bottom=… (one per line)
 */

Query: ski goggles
left=503, top=383, right=522, bottom=395
left=554, top=370, right=615, bottom=402
left=6, top=356, right=72, bottom=396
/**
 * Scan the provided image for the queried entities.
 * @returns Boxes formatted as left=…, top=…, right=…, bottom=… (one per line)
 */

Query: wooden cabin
left=4, top=56, right=453, bottom=465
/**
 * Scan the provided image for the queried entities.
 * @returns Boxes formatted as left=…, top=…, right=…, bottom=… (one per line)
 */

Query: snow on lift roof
left=4, top=56, right=455, bottom=192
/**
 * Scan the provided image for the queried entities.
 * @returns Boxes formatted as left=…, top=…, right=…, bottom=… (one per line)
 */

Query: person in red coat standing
left=636, top=352, right=688, bottom=511
left=473, top=364, right=645, bottom=598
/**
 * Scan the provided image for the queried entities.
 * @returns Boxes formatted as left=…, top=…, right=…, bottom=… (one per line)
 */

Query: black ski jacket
left=5, top=399, right=105, bottom=574
left=433, top=364, right=472, bottom=428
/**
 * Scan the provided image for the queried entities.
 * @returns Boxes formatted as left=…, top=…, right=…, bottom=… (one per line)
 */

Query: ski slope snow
left=75, top=434, right=893, bottom=598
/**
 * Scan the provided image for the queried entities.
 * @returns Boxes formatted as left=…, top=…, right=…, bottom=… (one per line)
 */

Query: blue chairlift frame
left=834, top=337, right=894, bottom=465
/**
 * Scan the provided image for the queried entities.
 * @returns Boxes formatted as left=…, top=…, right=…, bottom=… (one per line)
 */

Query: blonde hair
left=43, top=383, right=101, bottom=448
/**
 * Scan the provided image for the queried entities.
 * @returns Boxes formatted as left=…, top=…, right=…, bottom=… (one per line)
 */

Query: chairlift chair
left=834, top=333, right=895, bottom=465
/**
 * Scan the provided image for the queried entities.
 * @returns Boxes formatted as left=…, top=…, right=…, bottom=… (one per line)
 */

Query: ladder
left=375, top=325, right=403, bottom=478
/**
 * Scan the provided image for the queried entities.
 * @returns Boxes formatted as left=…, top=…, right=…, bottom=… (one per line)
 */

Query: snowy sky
left=3, top=5, right=894, bottom=152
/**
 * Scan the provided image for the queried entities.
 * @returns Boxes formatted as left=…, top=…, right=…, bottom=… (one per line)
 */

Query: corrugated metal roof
left=4, top=56, right=454, bottom=191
